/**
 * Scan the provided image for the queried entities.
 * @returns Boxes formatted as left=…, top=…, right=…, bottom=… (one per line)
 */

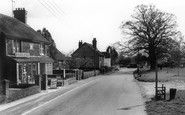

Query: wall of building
left=6, top=39, right=49, bottom=57
left=72, top=45, right=102, bottom=68
left=22, top=41, right=40, bottom=56
left=104, top=58, right=111, bottom=67
left=5, top=57, right=17, bottom=86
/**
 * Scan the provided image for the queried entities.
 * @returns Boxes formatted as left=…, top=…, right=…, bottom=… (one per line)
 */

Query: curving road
left=23, top=68, right=146, bottom=115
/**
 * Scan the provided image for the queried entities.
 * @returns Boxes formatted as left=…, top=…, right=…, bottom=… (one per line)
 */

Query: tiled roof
left=0, top=13, right=49, bottom=43
left=55, top=49, right=66, bottom=61
left=72, top=42, right=104, bottom=57
left=84, top=43, right=104, bottom=56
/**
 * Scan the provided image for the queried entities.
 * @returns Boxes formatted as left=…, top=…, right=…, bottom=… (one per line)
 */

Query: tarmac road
left=23, top=68, right=146, bottom=115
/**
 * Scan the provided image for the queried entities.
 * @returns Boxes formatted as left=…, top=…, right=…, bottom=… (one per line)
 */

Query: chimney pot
left=13, top=7, right=27, bottom=24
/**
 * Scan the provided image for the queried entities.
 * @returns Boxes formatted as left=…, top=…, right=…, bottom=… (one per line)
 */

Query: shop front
left=17, top=62, right=38, bottom=84
left=6, top=55, right=54, bottom=86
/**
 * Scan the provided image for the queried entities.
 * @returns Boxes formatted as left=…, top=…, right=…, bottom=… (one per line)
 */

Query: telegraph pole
left=155, top=59, right=158, bottom=100
left=11, top=0, right=15, bottom=17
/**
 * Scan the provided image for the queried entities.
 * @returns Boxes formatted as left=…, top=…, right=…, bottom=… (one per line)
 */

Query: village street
left=0, top=68, right=146, bottom=115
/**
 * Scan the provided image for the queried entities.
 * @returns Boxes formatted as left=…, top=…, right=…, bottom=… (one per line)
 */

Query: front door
left=40, top=63, right=45, bottom=75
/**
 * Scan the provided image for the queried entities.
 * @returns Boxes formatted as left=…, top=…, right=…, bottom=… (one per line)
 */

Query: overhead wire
left=42, top=0, right=64, bottom=20
left=49, top=0, right=67, bottom=16
left=47, top=0, right=65, bottom=17
left=38, top=0, right=64, bottom=23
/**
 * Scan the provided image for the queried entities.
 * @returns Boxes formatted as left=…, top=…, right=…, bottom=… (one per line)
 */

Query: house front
left=102, top=52, right=111, bottom=67
left=0, top=12, right=54, bottom=86
left=71, top=38, right=104, bottom=69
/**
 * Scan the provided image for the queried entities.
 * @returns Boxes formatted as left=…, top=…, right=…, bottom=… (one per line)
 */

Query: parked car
left=127, top=64, right=137, bottom=68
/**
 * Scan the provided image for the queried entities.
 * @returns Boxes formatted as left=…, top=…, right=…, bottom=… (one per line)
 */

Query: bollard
left=169, top=88, right=176, bottom=100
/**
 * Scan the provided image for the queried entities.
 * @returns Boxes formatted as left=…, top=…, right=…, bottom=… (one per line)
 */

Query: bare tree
left=121, top=4, right=179, bottom=70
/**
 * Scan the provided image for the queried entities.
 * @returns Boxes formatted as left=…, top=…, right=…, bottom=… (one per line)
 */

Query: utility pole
left=11, top=0, right=15, bottom=17
left=155, top=59, right=158, bottom=100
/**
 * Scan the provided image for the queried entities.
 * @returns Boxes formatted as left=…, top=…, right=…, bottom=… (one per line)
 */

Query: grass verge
left=135, top=67, right=185, bottom=82
left=134, top=67, right=185, bottom=115
left=146, top=90, right=185, bottom=115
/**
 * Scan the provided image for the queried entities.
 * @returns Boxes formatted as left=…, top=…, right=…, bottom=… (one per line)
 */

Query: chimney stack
left=13, top=8, right=27, bottom=24
left=79, top=40, right=83, bottom=48
left=92, top=38, right=97, bottom=49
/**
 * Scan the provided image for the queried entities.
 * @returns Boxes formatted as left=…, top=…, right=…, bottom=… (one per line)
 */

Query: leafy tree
left=121, top=4, right=179, bottom=70
left=37, top=28, right=58, bottom=60
left=118, top=55, right=131, bottom=66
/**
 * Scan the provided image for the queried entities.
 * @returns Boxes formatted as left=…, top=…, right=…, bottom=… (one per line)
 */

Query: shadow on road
left=117, top=104, right=145, bottom=110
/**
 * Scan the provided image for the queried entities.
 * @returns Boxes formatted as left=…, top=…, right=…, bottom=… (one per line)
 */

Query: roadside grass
left=135, top=67, right=185, bottom=82
left=146, top=90, right=185, bottom=115
left=135, top=67, right=185, bottom=115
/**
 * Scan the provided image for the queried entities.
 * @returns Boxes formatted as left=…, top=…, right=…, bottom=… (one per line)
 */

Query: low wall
left=7, top=85, right=40, bottom=102
left=83, top=70, right=100, bottom=79
left=95, top=70, right=100, bottom=75
left=0, top=95, right=6, bottom=104
left=63, top=77, right=77, bottom=85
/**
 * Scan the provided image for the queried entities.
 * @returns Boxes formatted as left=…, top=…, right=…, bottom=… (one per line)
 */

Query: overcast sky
left=0, top=0, right=185, bottom=54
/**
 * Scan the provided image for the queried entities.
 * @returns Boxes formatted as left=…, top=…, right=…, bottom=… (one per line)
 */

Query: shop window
left=18, top=63, right=38, bottom=84
left=46, top=63, right=53, bottom=75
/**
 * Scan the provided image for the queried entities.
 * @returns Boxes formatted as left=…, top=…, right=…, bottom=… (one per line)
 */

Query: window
left=30, top=43, right=34, bottom=50
left=46, top=63, right=53, bottom=75
left=40, top=44, right=44, bottom=55
left=18, top=63, right=37, bottom=84
left=12, top=40, right=21, bottom=53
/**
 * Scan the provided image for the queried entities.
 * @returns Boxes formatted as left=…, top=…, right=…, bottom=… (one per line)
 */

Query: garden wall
left=7, top=85, right=40, bottom=102
left=83, top=70, right=100, bottom=79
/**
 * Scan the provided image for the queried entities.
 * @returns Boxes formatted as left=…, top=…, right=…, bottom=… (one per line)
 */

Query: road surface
left=0, top=68, right=146, bottom=115
left=25, top=68, right=146, bottom=115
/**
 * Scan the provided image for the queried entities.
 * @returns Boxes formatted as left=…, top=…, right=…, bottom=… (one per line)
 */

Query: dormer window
left=40, top=44, right=44, bottom=55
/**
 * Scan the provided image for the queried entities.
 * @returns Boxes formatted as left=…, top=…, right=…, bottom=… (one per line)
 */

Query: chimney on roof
left=13, top=8, right=27, bottom=24
left=79, top=40, right=83, bottom=48
left=92, top=38, right=97, bottom=49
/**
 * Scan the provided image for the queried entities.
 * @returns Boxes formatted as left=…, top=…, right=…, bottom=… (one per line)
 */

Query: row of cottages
left=71, top=38, right=112, bottom=68
left=0, top=8, right=54, bottom=87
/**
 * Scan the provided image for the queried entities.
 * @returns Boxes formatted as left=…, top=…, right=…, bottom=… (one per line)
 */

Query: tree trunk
left=149, top=46, right=156, bottom=70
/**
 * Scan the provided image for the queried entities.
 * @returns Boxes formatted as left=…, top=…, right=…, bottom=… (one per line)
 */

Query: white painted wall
left=104, top=58, right=111, bottom=67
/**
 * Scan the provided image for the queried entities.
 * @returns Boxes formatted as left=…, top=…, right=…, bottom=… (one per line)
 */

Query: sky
left=0, top=0, right=185, bottom=55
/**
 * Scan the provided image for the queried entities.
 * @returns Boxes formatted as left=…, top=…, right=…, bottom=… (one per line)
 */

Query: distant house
left=102, top=52, right=111, bottom=67
left=55, top=49, right=66, bottom=69
left=0, top=9, right=54, bottom=86
left=71, top=38, right=104, bottom=69
left=106, top=46, right=118, bottom=66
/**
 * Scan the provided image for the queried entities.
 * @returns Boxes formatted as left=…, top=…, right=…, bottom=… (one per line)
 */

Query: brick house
left=71, top=38, right=104, bottom=69
left=101, top=52, right=111, bottom=67
left=0, top=11, right=53, bottom=86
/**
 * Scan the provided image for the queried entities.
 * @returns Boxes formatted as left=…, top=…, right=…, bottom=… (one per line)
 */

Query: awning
left=11, top=56, right=54, bottom=63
